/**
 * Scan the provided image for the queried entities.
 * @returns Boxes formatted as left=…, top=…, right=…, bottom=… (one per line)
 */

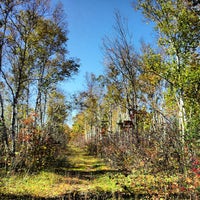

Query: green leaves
left=0, top=0, right=80, bottom=171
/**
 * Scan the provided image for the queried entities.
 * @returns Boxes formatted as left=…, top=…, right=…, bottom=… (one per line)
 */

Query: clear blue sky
left=55, top=0, right=155, bottom=94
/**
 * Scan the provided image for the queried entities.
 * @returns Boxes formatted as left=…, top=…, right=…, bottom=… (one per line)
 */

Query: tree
left=135, top=0, right=200, bottom=172
left=75, top=73, right=103, bottom=140
left=0, top=0, right=79, bottom=170
left=71, top=112, right=86, bottom=144
left=2, top=0, right=41, bottom=155
left=30, top=16, right=79, bottom=127
left=47, top=90, right=68, bottom=148
left=0, top=0, right=20, bottom=163
left=103, top=12, right=142, bottom=144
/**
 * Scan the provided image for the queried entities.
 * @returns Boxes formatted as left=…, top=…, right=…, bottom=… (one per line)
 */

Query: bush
left=10, top=115, right=67, bottom=172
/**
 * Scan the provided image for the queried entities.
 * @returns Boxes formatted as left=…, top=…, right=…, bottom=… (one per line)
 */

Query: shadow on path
left=53, top=144, right=121, bottom=180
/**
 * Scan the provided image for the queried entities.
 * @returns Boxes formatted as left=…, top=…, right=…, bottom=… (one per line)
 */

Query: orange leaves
left=18, top=131, right=32, bottom=142
left=22, top=112, right=38, bottom=126
left=18, top=113, right=38, bottom=143
left=22, top=118, right=34, bottom=126
left=190, top=158, right=200, bottom=187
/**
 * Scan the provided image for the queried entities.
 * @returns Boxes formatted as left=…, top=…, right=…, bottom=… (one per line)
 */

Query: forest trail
left=1, top=144, right=198, bottom=199
left=0, top=144, right=123, bottom=199
left=59, top=144, right=115, bottom=179
left=69, top=145, right=108, bottom=169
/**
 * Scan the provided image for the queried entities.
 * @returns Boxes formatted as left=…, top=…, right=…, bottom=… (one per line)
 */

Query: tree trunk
left=11, top=97, right=18, bottom=156
left=0, top=93, right=9, bottom=151
left=176, top=93, right=187, bottom=174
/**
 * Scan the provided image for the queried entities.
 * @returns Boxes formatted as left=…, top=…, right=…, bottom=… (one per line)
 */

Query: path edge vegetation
left=0, top=0, right=199, bottom=199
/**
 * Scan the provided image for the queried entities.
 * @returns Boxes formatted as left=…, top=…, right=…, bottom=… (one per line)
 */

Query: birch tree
left=135, top=0, right=200, bottom=172
left=0, top=0, right=79, bottom=170
left=103, top=12, right=142, bottom=144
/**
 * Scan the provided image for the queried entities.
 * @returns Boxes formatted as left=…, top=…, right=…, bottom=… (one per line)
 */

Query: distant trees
left=73, top=73, right=104, bottom=141
left=0, top=0, right=79, bottom=171
left=103, top=12, right=143, bottom=144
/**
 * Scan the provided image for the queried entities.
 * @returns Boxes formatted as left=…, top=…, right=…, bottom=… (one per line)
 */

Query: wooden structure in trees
left=117, top=108, right=147, bottom=131
left=100, top=120, right=108, bottom=135
left=129, top=108, right=147, bottom=120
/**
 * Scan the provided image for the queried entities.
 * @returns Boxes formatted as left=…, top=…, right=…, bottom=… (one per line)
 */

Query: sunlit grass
left=0, top=171, right=119, bottom=197
left=0, top=145, right=114, bottom=198
left=89, top=174, right=122, bottom=192
left=0, top=171, right=91, bottom=197
left=0, top=170, right=199, bottom=198
left=0, top=145, right=199, bottom=198
left=67, top=144, right=110, bottom=172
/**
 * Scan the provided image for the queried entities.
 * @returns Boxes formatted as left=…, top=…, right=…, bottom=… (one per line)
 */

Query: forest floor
left=0, top=144, right=199, bottom=199
left=0, top=145, right=124, bottom=199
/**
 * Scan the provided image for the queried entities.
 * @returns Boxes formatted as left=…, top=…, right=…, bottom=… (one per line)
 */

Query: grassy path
left=0, top=145, right=122, bottom=199
left=66, top=144, right=110, bottom=172
left=1, top=145, right=198, bottom=199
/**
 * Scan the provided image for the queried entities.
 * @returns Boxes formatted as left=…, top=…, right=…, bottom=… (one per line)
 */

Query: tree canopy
left=0, top=0, right=79, bottom=171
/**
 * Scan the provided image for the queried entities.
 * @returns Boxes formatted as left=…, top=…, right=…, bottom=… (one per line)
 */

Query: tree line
left=0, top=0, right=79, bottom=171
left=0, top=0, right=199, bottom=177
left=72, top=0, right=199, bottom=176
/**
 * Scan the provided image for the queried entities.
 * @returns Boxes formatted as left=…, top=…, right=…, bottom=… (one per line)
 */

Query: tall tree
left=2, top=0, right=41, bottom=155
left=0, top=0, right=19, bottom=158
left=103, top=12, right=142, bottom=144
left=0, top=0, right=79, bottom=169
left=47, top=90, right=68, bottom=147
left=135, top=0, right=200, bottom=172
left=73, top=73, right=107, bottom=142
left=30, top=16, right=79, bottom=127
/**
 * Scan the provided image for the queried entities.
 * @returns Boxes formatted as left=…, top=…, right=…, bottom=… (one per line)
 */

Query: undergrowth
left=0, top=145, right=199, bottom=199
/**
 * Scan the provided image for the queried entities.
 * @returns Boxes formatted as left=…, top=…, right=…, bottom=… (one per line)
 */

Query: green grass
left=1, top=169, right=198, bottom=198
left=67, top=145, right=110, bottom=172
left=0, top=171, right=120, bottom=198
left=89, top=174, right=122, bottom=192
left=0, top=145, right=199, bottom=198
left=0, top=170, right=91, bottom=197
left=0, top=145, right=115, bottom=198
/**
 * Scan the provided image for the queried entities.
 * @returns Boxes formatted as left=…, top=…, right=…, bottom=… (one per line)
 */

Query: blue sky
left=55, top=0, right=156, bottom=94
